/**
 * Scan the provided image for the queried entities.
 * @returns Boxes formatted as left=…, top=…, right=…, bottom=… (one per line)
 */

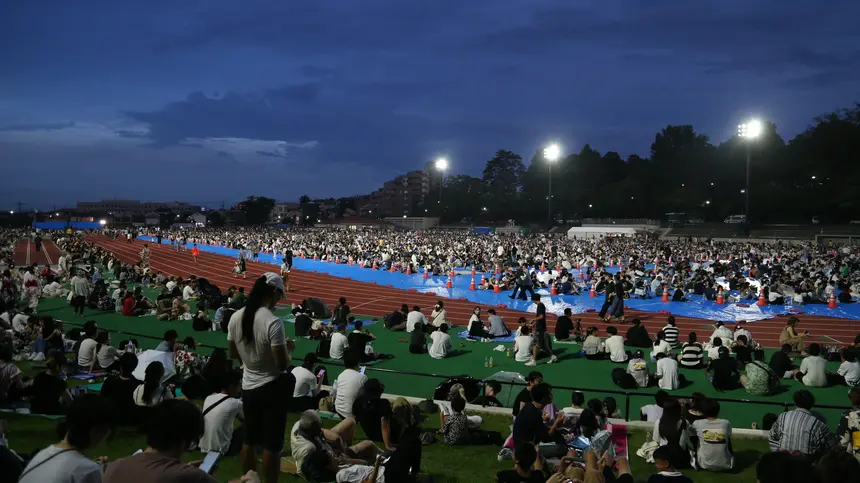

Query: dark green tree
left=233, top=196, right=275, bottom=225
left=482, top=150, right=525, bottom=219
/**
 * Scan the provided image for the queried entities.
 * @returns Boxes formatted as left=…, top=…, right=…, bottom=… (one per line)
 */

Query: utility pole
left=16, top=201, right=23, bottom=213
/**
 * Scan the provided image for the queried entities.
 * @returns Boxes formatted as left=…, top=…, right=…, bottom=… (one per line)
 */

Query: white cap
left=262, top=272, right=285, bottom=292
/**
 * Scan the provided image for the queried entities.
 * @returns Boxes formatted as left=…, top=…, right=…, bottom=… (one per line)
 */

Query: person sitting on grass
left=348, top=320, right=384, bottom=362
left=641, top=390, right=669, bottom=422
left=796, top=343, right=828, bottom=387
left=655, top=352, right=682, bottom=391
left=290, top=409, right=380, bottom=482
left=627, top=350, right=651, bottom=388
left=769, top=344, right=799, bottom=380
left=626, top=318, right=652, bottom=348
left=769, top=389, right=840, bottom=458
left=28, top=352, right=73, bottom=416
left=471, top=381, right=503, bottom=408
left=647, top=445, right=694, bottom=483
left=690, top=398, right=734, bottom=472
left=90, top=331, right=120, bottom=373
left=496, top=442, right=546, bottom=483
left=741, top=350, right=780, bottom=396
left=385, top=304, right=409, bottom=331
left=408, top=319, right=427, bottom=354
left=328, top=323, right=349, bottom=360
left=199, top=369, right=245, bottom=457
left=835, top=348, right=860, bottom=387
left=512, top=383, right=566, bottom=458
left=679, top=332, right=705, bottom=369
left=104, top=400, right=240, bottom=483
left=100, top=352, right=141, bottom=425
left=583, top=327, right=606, bottom=360
left=428, top=323, right=453, bottom=359
left=18, top=394, right=118, bottom=483
left=707, top=347, right=741, bottom=391
left=755, top=451, right=820, bottom=483
left=155, top=329, right=178, bottom=352
left=605, top=326, right=630, bottom=363
left=290, top=353, right=326, bottom=411
left=133, top=361, right=176, bottom=408
left=651, top=330, right=672, bottom=363
left=514, top=325, right=535, bottom=365
left=442, top=396, right=502, bottom=446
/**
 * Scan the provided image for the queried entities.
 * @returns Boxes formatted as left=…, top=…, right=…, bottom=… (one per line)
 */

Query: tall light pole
left=737, top=120, right=762, bottom=222
left=434, top=158, right=448, bottom=217
left=543, top=144, right=561, bottom=226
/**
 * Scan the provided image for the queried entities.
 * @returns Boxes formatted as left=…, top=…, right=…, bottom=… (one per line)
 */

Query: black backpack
left=611, top=367, right=638, bottom=390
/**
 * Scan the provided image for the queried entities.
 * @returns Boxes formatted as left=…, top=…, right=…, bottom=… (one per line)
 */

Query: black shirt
left=386, top=311, right=405, bottom=329
left=294, top=314, right=313, bottom=337
left=29, top=372, right=66, bottom=415
left=512, top=388, right=531, bottom=417
left=101, top=375, right=142, bottom=424
left=512, top=402, right=549, bottom=447
left=733, top=345, right=752, bottom=363
left=471, top=395, right=503, bottom=408
left=626, top=325, right=652, bottom=347
left=496, top=469, right=546, bottom=483
left=535, top=303, right=546, bottom=333
left=769, top=351, right=794, bottom=375
left=555, top=316, right=573, bottom=339
left=347, top=331, right=373, bottom=358
left=409, top=326, right=426, bottom=347
left=710, top=358, right=739, bottom=390
left=353, top=396, right=392, bottom=442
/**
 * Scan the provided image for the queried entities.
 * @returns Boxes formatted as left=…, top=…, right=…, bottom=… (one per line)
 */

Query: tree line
left=427, top=103, right=860, bottom=225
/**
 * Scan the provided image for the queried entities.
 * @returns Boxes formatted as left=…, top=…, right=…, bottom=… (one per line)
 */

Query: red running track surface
left=12, top=239, right=62, bottom=267
left=88, top=235, right=859, bottom=348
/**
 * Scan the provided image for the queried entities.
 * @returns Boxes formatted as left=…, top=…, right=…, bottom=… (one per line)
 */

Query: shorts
left=242, top=374, right=295, bottom=452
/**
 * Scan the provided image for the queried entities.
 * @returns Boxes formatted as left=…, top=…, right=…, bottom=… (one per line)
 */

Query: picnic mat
left=456, top=331, right=517, bottom=343
left=316, top=357, right=385, bottom=367
left=84, top=382, right=185, bottom=398
left=284, top=318, right=377, bottom=331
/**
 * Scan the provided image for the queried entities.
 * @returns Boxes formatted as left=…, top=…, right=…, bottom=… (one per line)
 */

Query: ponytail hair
left=142, top=361, right=165, bottom=404
left=241, top=276, right=277, bottom=342
left=94, top=330, right=110, bottom=355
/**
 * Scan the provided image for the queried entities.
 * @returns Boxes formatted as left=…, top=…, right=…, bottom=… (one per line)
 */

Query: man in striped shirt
left=769, top=389, right=839, bottom=457
left=662, top=316, right=680, bottom=349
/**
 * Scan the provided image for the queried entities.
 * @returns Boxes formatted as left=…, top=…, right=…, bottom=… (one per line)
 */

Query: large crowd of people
left=1, top=227, right=859, bottom=482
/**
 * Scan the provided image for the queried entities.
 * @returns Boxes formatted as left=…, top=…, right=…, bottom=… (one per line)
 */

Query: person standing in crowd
left=69, top=270, right=89, bottom=318
left=19, top=394, right=118, bottom=483
left=530, top=294, right=557, bottom=364
left=227, top=273, right=293, bottom=483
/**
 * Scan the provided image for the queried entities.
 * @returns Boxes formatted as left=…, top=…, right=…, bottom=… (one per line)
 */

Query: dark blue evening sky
left=2, top=0, right=858, bottom=210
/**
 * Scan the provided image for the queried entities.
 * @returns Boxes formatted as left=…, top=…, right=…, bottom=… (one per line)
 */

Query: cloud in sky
left=1, top=0, right=859, bottom=209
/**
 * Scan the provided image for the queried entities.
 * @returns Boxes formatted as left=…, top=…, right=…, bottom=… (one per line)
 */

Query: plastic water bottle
left=484, top=357, right=489, bottom=368
left=489, top=357, right=494, bottom=368
left=126, top=342, right=134, bottom=353
left=506, top=348, right=511, bottom=358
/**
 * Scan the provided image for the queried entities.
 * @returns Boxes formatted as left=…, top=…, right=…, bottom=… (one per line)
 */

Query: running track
left=88, top=235, right=859, bottom=348
left=12, top=239, right=61, bottom=267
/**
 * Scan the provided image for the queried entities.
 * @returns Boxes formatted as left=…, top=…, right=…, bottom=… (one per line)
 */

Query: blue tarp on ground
left=35, top=221, right=102, bottom=230
left=138, top=236, right=860, bottom=322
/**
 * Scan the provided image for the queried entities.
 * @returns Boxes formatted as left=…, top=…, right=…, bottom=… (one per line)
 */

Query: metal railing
left=54, top=316, right=851, bottom=423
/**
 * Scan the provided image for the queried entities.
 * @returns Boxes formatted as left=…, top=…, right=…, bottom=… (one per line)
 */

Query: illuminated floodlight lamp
left=435, top=158, right=449, bottom=171
left=543, top=143, right=561, bottom=162
left=738, top=119, right=762, bottom=139
left=99, top=219, right=107, bottom=225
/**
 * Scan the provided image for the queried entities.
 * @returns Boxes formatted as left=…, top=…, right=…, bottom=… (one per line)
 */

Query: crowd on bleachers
left=1, top=229, right=860, bottom=482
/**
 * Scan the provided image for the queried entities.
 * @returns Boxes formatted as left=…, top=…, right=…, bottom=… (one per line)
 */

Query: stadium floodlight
left=435, top=158, right=449, bottom=214
left=435, top=158, right=448, bottom=171
left=737, top=118, right=762, bottom=223
left=543, top=143, right=562, bottom=226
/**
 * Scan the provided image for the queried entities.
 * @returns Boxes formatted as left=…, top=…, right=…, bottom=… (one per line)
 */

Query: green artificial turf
left=34, top=290, right=852, bottom=429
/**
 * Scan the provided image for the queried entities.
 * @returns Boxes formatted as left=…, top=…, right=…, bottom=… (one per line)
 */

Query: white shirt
left=838, top=360, right=860, bottom=387
left=292, top=366, right=318, bottom=397
left=406, top=311, right=427, bottom=333
left=627, top=358, right=650, bottom=388
left=514, top=335, right=533, bottom=362
left=199, top=394, right=244, bottom=454
left=165, top=280, right=177, bottom=292
left=800, top=355, right=828, bottom=387
left=329, top=332, right=349, bottom=360
left=12, top=313, right=29, bottom=333
left=77, top=338, right=98, bottom=368
left=132, top=385, right=174, bottom=407
left=182, top=285, right=195, bottom=300
left=656, top=357, right=680, bottom=390
left=429, top=331, right=452, bottom=359
left=641, top=404, right=664, bottom=422
left=605, top=335, right=627, bottom=362
left=227, top=307, right=287, bottom=391
left=333, top=368, right=367, bottom=419
left=430, top=308, right=447, bottom=327
left=19, top=445, right=103, bottom=483
left=651, top=340, right=672, bottom=359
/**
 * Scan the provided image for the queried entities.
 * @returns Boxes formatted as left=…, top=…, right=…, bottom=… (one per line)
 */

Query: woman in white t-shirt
left=430, top=301, right=448, bottom=327
left=133, top=361, right=174, bottom=407
left=429, top=324, right=452, bottom=359
left=514, top=325, right=534, bottom=364
left=651, top=330, right=672, bottom=362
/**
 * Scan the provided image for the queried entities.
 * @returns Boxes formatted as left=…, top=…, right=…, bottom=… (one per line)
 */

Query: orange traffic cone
left=828, top=293, right=837, bottom=309
left=371, top=261, right=377, bottom=270
left=479, top=273, right=485, bottom=287
left=578, top=270, right=584, bottom=280
left=406, top=265, right=412, bottom=275
left=469, top=276, right=476, bottom=291
left=390, top=264, right=396, bottom=273
left=446, top=276, right=453, bottom=289
left=334, top=257, right=339, bottom=264
left=423, top=268, right=429, bottom=279
left=593, top=261, right=598, bottom=269
left=716, top=288, right=725, bottom=305
left=550, top=284, right=558, bottom=296
left=449, top=269, right=455, bottom=278
left=540, top=263, right=546, bottom=272
left=556, top=264, right=562, bottom=272
left=757, top=289, right=767, bottom=307
left=471, top=267, right=476, bottom=277
left=348, top=259, right=354, bottom=266
left=313, top=254, right=318, bottom=261
left=661, top=287, right=670, bottom=303
left=493, top=280, right=501, bottom=293
left=589, top=285, right=596, bottom=297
